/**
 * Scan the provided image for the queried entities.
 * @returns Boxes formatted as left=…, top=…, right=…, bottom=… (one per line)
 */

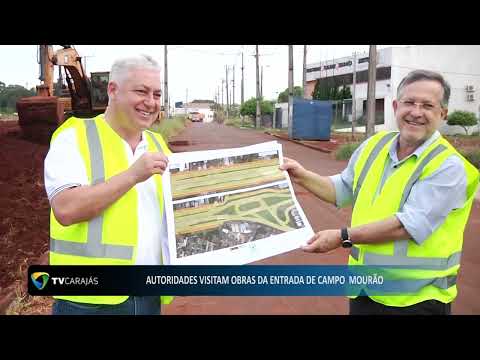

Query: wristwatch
left=340, top=228, right=353, bottom=248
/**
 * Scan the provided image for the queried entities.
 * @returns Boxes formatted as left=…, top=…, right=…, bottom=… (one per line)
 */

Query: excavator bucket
left=16, top=96, right=65, bottom=144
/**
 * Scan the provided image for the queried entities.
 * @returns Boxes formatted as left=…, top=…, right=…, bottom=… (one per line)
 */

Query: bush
left=149, top=116, right=187, bottom=141
left=239, top=97, right=273, bottom=117
left=447, top=111, right=478, bottom=135
left=225, top=117, right=254, bottom=128
left=335, top=142, right=361, bottom=160
left=460, top=149, right=480, bottom=169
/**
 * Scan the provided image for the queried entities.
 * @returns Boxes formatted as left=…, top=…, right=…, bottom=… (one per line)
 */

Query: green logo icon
left=31, top=272, right=50, bottom=290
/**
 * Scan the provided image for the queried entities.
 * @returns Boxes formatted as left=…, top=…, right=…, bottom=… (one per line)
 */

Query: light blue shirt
left=329, top=131, right=467, bottom=245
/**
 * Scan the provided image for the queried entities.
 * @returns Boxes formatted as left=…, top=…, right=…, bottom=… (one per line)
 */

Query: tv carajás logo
left=31, top=272, right=50, bottom=290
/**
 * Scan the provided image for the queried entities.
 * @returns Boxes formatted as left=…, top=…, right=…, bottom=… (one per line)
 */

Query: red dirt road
left=164, top=122, right=480, bottom=315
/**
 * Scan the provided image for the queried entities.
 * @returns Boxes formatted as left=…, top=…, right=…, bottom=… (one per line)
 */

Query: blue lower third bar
left=28, top=265, right=441, bottom=296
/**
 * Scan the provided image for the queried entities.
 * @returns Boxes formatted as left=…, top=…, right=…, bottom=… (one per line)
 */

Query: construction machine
left=16, top=45, right=109, bottom=143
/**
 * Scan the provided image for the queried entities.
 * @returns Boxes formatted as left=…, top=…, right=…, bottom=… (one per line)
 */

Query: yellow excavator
left=16, top=45, right=109, bottom=143
left=17, top=45, right=165, bottom=143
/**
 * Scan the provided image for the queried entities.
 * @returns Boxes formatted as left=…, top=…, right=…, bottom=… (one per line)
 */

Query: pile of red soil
left=0, top=121, right=50, bottom=292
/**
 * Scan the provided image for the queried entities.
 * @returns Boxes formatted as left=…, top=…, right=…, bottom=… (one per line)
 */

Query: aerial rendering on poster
left=170, top=149, right=285, bottom=200
left=163, top=142, right=314, bottom=265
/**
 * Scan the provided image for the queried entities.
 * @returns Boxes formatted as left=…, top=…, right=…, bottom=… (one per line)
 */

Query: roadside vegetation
left=0, top=81, right=35, bottom=115
left=224, top=116, right=255, bottom=128
left=460, top=148, right=480, bottom=169
left=150, top=115, right=188, bottom=141
left=334, top=142, right=361, bottom=160
left=447, top=111, right=478, bottom=135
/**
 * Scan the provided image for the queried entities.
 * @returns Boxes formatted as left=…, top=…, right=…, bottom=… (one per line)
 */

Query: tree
left=339, top=85, right=352, bottom=100
left=311, top=79, right=331, bottom=100
left=312, top=80, right=352, bottom=101
left=447, top=110, right=478, bottom=135
left=240, top=97, right=273, bottom=117
left=277, top=86, right=303, bottom=103
left=0, top=82, right=35, bottom=112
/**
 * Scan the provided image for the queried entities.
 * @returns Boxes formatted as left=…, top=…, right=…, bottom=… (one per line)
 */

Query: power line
left=169, top=45, right=242, bottom=57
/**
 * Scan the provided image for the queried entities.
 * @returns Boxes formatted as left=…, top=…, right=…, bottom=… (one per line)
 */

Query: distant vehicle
left=189, top=112, right=204, bottom=122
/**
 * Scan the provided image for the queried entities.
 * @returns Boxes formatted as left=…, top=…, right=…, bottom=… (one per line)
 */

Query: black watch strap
left=340, top=228, right=353, bottom=248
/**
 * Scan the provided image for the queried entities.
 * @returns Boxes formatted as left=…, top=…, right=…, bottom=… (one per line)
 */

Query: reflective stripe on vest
left=384, top=275, right=457, bottom=292
left=393, top=144, right=447, bottom=257
left=50, top=121, right=165, bottom=260
left=350, top=132, right=458, bottom=290
left=145, top=131, right=163, bottom=152
left=350, top=246, right=461, bottom=270
left=352, top=132, right=397, bottom=207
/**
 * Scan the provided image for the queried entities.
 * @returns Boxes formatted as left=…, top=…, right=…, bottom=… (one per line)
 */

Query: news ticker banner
left=29, top=265, right=427, bottom=296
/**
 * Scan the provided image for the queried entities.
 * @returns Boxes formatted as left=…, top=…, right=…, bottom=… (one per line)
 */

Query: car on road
left=189, top=112, right=204, bottom=122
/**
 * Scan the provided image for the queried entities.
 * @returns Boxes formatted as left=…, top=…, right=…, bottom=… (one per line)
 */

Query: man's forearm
left=298, top=170, right=336, bottom=205
left=51, top=170, right=137, bottom=226
left=349, top=216, right=412, bottom=245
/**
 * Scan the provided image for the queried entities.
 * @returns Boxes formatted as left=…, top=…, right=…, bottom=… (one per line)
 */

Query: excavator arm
left=52, top=47, right=92, bottom=115
left=16, top=45, right=100, bottom=143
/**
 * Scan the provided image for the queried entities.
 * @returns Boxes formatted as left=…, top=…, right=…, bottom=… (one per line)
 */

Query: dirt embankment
left=0, top=120, right=52, bottom=314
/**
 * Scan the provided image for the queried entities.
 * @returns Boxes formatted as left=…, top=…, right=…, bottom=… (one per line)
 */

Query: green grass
left=256, top=209, right=281, bottom=226
left=238, top=202, right=260, bottom=212
left=263, top=196, right=288, bottom=206
left=0, top=107, right=17, bottom=115
left=335, top=142, right=361, bottom=160
left=448, top=132, right=480, bottom=138
left=224, top=116, right=254, bottom=128
left=215, top=205, right=237, bottom=216
left=149, top=116, right=187, bottom=141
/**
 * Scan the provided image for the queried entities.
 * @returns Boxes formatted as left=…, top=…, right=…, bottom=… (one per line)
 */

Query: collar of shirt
left=99, top=114, right=148, bottom=154
left=388, top=131, right=441, bottom=166
left=136, top=132, right=148, bottom=151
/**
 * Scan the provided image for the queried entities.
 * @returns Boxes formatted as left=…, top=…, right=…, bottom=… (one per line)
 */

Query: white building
left=174, top=101, right=215, bottom=123
left=305, top=45, right=480, bottom=134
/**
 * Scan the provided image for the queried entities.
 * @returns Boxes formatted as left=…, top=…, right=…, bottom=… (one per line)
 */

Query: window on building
left=338, top=60, right=353, bottom=68
left=358, top=57, right=369, bottom=64
left=314, top=67, right=391, bottom=87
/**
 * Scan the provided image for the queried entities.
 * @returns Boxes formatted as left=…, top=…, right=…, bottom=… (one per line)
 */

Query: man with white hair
left=45, top=54, right=173, bottom=315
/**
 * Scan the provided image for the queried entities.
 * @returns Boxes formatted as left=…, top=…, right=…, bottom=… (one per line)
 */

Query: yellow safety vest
left=49, top=114, right=174, bottom=305
left=348, top=131, right=479, bottom=307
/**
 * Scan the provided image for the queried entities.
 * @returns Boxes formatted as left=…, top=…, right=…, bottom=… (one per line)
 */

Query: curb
left=265, top=132, right=334, bottom=154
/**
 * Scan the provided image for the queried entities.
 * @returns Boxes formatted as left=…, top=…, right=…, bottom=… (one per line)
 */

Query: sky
left=0, top=45, right=408, bottom=104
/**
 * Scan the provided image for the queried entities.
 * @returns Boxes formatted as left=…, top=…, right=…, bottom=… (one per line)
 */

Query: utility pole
left=185, top=88, right=188, bottom=117
left=164, top=45, right=169, bottom=118
left=261, top=66, right=263, bottom=98
left=225, top=65, right=229, bottom=119
left=221, top=80, right=224, bottom=109
left=351, top=51, right=357, bottom=139
left=232, top=65, right=235, bottom=110
left=288, top=45, right=294, bottom=139
left=366, top=45, right=377, bottom=138
left=303, top=45, right=307, bottom=98
left=241, top=52, right=245, bottom=106
left=255, top=45, right=261, bottom=128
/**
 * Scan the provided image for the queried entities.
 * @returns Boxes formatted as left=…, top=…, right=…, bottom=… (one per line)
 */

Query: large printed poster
left=163, top=141, right=314, bottom=265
